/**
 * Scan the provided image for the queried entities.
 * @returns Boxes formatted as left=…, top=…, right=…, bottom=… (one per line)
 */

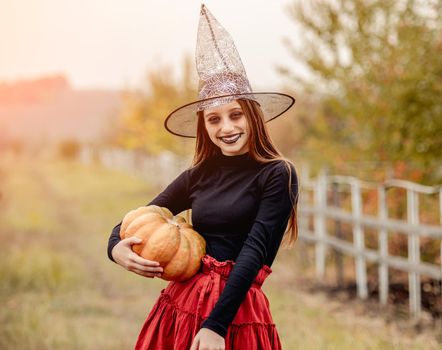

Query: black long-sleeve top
left=107, top=151, right=298, bottom=338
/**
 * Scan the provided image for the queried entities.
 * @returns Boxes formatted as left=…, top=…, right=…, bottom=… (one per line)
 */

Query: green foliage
left=281, top=0, right=442, bottom=182
left=116, top=55, right=197, bottom=157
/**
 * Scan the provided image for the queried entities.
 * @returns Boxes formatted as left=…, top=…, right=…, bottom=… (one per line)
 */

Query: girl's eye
left=208, top=112, right=242, bottom=123
left=230, top=112, right=243, bottom=119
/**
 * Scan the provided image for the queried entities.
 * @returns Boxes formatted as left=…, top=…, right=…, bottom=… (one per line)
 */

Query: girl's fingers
left=131, top=254, right=162, bottom=268
left=128, top=261, right=163, bottom=274
left=131, top=267, right=162, bottom=279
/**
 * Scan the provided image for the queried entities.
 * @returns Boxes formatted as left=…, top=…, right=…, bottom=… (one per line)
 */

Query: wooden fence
left=299, top=169, right=442, bottom=318
left=81, top=146, right=442, bottom=318
left=79, top=146, right=191, bottom=189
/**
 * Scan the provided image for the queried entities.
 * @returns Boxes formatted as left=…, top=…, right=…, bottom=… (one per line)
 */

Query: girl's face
left=203, top=100, right=250, bottom=156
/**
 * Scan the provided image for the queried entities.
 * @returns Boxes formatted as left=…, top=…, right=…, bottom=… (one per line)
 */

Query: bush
left=58, top=140, right=80, bottom=160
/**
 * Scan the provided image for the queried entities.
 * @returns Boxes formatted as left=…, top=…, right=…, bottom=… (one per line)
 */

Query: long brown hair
left=191, top=98, right=299, bottom=248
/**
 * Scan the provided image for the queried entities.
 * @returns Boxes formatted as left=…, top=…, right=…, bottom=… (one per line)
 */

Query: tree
left=280, top=0, right=442, bottom=182
left=115, top=55, right=197, bottom=157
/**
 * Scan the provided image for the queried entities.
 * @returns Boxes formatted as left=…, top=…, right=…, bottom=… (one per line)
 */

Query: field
left=0, top=154, right=440, bottom=350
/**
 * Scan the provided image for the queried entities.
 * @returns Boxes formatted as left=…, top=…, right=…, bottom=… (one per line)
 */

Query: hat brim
left=164, top=92, right=295, bottom=138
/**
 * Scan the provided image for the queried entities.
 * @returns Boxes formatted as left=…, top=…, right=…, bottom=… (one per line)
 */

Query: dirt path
left=28, top=162, right=125, bottom=300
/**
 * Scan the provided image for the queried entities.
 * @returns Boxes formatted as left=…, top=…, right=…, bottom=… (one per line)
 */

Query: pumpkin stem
left=166, top=217, right=180, bottom=228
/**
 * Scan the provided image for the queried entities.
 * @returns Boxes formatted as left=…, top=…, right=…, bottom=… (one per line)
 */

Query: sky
left=0, top=0, right=305, bottom=91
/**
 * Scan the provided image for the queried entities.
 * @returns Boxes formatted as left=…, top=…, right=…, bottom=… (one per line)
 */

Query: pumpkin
left=120, top=205, right=206, bottom=281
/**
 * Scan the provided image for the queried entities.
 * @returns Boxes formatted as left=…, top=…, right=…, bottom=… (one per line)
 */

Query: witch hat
left=164, top=4, right=295, bottom=138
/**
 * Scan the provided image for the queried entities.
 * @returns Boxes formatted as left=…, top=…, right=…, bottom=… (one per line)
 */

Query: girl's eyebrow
left=205, top=107, right=242, bottom=118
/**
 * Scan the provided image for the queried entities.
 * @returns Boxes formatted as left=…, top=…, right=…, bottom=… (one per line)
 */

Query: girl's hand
left=111, top=237, right=163, bottom=278
left=190, top=328, right=225, bottom=350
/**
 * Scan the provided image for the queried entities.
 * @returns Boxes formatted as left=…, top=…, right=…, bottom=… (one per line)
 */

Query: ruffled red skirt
left=134, top=254, right=282, bottom=350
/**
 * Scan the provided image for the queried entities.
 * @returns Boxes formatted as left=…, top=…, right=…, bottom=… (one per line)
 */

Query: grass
left=0, top=154, right=440, bottom=350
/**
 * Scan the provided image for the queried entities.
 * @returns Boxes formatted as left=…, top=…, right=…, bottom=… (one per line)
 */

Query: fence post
left=440, top=188, right=442, bottom=313
left=351, top=178, right=368, bottom=299
left=158, top=151, right=176, bottom=188
left=378, top=185, right=389, bottom=305
left=297, top=166, right=310, bottom=265
left=407, top=189, right=421, bottom=317
left=314, top=169, right=327, bottom=280
left=332, top=182, right=344, bottom=286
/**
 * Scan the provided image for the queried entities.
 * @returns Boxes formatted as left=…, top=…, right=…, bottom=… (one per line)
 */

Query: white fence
left=299, top=169, right=442, bottom=318
left=81, top=146, right=442, bottom=318
left=79, top=146, right=192, bottom=189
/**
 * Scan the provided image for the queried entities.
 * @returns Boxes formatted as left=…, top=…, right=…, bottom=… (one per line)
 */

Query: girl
left=107, top=5, right=298, bottom=350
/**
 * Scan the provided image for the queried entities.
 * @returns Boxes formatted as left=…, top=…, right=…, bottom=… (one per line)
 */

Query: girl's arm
left=201, top=161, right=298, bottom=337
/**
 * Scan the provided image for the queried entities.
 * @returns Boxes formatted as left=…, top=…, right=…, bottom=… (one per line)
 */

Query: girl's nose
left=220, top=118, right=235, bottom=133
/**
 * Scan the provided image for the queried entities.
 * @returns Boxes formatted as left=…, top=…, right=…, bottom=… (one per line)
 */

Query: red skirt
left=134, top=254, right=282, bottom=350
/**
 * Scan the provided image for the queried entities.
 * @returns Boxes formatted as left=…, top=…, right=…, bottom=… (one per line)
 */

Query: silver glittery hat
left=164, top=4, right=295, bottom=138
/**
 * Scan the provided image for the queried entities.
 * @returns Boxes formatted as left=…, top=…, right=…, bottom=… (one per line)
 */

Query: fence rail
left=299, top=169, right=442, bottom=317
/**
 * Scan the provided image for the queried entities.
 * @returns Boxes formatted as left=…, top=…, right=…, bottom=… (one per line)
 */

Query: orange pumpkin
left=120, top=205, right=206, bottom=281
